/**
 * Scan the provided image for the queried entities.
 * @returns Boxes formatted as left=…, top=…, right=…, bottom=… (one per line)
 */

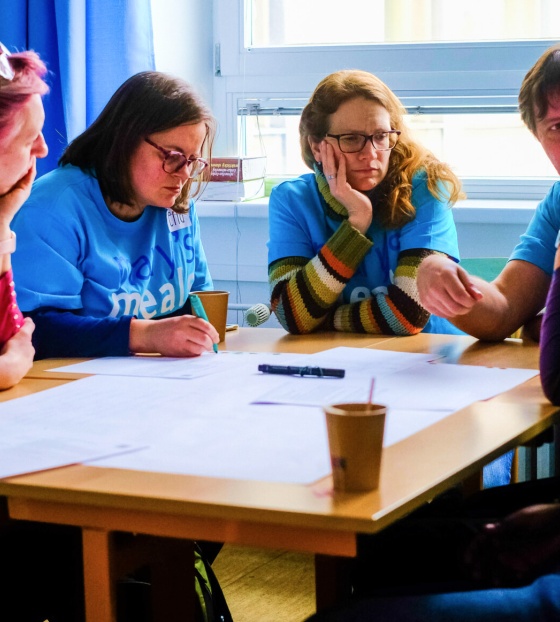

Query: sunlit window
left=247, top=0, right=560, bottom=47
left=242, top=111, right=557, bottom=182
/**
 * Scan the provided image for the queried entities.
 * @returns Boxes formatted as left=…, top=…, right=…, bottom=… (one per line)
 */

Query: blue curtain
left=0, top=0, right=154, bottom=177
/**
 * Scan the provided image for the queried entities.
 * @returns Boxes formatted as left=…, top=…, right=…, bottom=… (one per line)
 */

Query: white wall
left=150, top=0, right=214, bottom=104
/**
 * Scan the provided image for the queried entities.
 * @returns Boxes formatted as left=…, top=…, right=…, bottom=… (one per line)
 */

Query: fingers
left=0, top=159, right=37, bottom=220
left=185, top=316, right=220, bottom=354
left=320, top=141, right=339, bottom=184
left=16, top=159, right=37, bottom=190
left=18, top=317, right=35, bottom=337
left=420, top=263, right=483, bottom=318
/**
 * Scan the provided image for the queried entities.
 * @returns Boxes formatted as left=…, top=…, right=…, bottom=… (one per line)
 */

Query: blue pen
left=189, top=294, right=218, bottom=354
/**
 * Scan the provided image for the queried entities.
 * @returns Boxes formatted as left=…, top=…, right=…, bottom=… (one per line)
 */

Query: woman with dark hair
left=0, top=43, right=48, bottom=387
left=13, top=70, right=219, bottom=358
left=268, top=69, right=464, bottom=335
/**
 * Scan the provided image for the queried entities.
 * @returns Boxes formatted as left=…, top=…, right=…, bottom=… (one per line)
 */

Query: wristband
left=0, top=231, right=15, bottom=255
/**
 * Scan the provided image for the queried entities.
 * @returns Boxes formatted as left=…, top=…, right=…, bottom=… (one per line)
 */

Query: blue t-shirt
left=13, top=165, right=212, bottom=318
left=510, top=180, right=560, bottom=274
left=268, top=172, right=462, bottom=334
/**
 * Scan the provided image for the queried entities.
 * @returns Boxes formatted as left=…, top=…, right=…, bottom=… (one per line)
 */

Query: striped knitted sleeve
left=269, top=219, right=372, bottom=334
left=330, top=248, right=437, bottom=335
left=269, top=221, right=441, bottom=335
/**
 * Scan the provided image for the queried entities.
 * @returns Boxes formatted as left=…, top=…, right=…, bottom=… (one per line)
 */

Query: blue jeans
left=307, top=572, right=560, bottom=621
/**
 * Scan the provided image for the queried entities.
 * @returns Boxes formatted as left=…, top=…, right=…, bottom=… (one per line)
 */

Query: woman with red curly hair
left=268, top=69, right=464, bottom=336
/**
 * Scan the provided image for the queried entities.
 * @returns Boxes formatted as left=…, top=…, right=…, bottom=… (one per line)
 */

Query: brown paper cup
left=190, top=290, right=229, bottom=342
left=324, top=402, right=386, bottom=492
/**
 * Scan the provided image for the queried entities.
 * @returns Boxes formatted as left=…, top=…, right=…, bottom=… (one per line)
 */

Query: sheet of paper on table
left=1, top=346, right=537, bottom=484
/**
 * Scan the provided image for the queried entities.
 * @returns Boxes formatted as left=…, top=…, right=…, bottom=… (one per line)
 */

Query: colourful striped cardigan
left=268, top=175, right=442, bottom=335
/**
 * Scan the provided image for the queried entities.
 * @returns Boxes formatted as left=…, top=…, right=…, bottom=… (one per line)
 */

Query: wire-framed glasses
left=326, top=130, right=401, bottom=153
left=0, top=42, right=14, bottom=81
left=145, top=138, right=209, bottom=177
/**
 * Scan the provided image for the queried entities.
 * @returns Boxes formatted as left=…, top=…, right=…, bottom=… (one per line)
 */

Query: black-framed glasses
left=145, top=138, right=208, bottom=176
left=0, top=42, right=14, bottom=81
left=325, top=130, right=401, bottom=153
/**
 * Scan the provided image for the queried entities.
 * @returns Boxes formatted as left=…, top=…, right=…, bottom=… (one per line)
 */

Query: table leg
left=82, top=530, right=195, bottom=622
left=82, top=528, right=118, bottom=622
left=315, top=554, right=352, bottom=611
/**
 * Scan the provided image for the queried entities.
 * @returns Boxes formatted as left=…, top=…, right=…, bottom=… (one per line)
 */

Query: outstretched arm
left=417, top=255, right=550, bottom=341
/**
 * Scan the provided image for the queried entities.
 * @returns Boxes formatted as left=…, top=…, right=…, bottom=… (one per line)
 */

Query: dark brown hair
left=60, top=71, right=216, bottom=213
left=300, top=70, right=463, bottom=229
left=519, top=44, right=560, bottom=135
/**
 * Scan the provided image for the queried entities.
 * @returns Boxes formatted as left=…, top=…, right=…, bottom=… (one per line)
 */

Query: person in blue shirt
left=307, top=42, right=560, bottom=622
left=13, top=71, right=219, bottom=359
left=417, top=47, right=560, bottom=343
left=268, top=69, right=465, bottom=337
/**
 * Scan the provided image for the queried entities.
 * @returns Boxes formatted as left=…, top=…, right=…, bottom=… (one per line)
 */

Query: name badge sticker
left=167, top=210, right=192, bottom=232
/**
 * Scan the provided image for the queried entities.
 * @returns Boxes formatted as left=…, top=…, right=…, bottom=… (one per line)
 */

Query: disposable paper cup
left=323, top=402, right=386, bottom=492
left=190, top=290, right=229, bottom=342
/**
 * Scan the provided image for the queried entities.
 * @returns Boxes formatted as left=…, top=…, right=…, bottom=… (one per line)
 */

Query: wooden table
left=2, top=328, right=558, bottom=621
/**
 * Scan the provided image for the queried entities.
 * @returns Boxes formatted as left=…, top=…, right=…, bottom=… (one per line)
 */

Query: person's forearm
left=447, top=277, right=520, bottom=340
left=269, top=220, right=372, bottom=334
left=540, top=269, right=560, bottom=404
left=0, top=352, right=27, bottom=389
left=26, top=308, right=133, bottom=359
left=450, top=274, right=547, bottom=341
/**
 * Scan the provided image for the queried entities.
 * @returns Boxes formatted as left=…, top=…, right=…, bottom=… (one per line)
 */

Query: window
left=213, top=0, right=560, bottom=199
left=247, top=0, right=560, bottom=47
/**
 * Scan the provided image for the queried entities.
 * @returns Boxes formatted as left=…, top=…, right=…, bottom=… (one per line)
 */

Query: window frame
left=212, top=0, right=559, bottom=200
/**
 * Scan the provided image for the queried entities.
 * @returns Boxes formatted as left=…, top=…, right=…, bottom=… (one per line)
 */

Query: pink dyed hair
left=0, top=49, right=49, bottom=140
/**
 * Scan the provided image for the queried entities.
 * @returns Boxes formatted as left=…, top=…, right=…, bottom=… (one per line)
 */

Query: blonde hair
left=300, top=70, right=464, bottom=229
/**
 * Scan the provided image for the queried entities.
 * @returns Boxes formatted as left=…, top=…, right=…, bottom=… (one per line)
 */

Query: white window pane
left=242, top=112, right=557, bottom=180
left=248, top=0, right=560, bottom=46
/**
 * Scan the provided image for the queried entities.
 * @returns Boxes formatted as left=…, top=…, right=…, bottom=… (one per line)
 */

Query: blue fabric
left=307, top=572, right=560, bottom=621
left=483, top=451, right=514, bottom=488
left=509, top=180, right=560, bottom=275
left=27, top=309, right=133, bottom=359
left=13, top=165, right=212, bottom=317
left=0, top=0, right=154, bottom=177
left=12, top=166, right=212, bottom=357
left=268, top=171, right=462, bottom=335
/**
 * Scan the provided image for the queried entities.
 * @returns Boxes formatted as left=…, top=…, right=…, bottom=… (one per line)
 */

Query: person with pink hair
left=0, top=42, right=48, bottom=388
left=0, top=44, right=85, bottom=622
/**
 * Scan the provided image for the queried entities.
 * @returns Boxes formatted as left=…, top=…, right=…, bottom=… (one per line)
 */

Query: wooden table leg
left=82, top=528, right=118, bottom=622
left=83, top=530, right=196, bottom=622
left=315, top=554, right=352, bottom=612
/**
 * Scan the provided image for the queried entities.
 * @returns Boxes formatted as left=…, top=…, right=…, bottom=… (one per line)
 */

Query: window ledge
left=195, top=197, right=537, bottom=225
left=454, top=199, right=537, bottom=224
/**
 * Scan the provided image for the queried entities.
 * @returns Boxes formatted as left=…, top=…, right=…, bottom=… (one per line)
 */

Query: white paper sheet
left=0, top=375, right=331, bottom=484
left=49, top=351, right=307, bottom=379
left=2, top=346, right=539, bottom=485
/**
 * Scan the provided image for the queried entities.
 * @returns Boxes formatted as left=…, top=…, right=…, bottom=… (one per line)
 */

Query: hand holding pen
left=128, top=297, right=219, bottom=357
left=189, top=294, right=219, bottom=353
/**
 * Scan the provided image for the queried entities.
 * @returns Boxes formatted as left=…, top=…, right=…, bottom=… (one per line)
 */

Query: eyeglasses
left=0, top=42, right=14, bottom=81
left=145, top=138, right=208, bottom=176
left=325, top=130, right=401, bottom=153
